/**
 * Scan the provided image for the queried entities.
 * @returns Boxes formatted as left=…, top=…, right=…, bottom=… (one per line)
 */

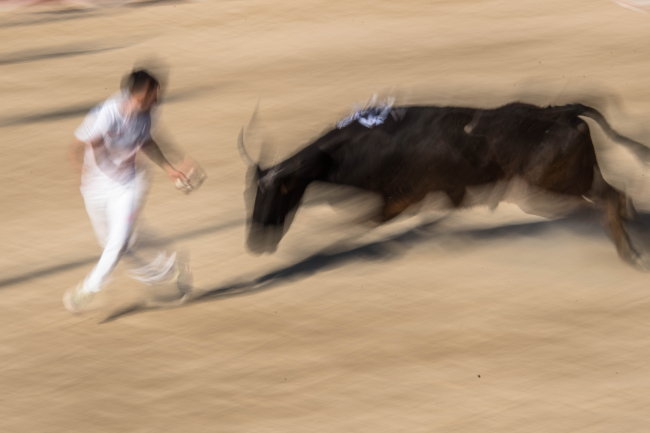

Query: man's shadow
left=100, top=208, right=650, bottom=323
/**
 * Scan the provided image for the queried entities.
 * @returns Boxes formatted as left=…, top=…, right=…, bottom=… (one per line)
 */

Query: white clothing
left=75, top=91, right=152, bottom=185
left=81, top=171, right=176, bottom=293
left=76, top=92, right=176, bottom=294
left=336, top=94, right=395, bottom=129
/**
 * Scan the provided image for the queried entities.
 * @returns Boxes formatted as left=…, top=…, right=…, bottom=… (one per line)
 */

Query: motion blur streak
left=2, top=0, right=650, bottom=432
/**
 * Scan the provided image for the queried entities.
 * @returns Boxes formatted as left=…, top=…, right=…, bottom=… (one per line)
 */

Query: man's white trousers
left=80, top=171, right=176, bottom=293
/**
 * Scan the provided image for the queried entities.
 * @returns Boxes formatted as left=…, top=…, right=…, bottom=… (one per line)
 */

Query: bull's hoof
left=626, top=252, right=650, bottom=272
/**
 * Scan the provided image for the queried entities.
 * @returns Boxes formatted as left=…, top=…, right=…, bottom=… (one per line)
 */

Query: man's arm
left=69, top=137, right=102, bottom=173
left=141, top=138, right=188, bottom=184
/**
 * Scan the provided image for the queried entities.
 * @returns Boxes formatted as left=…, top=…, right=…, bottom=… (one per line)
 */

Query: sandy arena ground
left=3, top=0, right=650, bottom=431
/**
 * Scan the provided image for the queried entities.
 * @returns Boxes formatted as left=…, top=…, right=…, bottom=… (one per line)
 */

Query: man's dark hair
left=127, top=69, right=159, bottom=95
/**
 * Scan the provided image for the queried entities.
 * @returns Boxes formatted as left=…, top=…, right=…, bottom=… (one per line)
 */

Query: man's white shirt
left=75, top=91, right=152, bottom=185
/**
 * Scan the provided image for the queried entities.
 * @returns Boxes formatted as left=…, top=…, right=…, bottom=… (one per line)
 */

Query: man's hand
left=165, top=166, right=193, bottom=193
left=142, top=138, right=187, bottom=190
left=142, top=139, right=204, bottom=193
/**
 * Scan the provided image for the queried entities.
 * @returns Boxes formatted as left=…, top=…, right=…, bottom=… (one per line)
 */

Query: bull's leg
left=625, top=196, right=640, bottom=221
left=376, top=188, right=464, bottom=223
left=590, top=167, right=649, bottom=270
left=377, top=197, right=416, bottom=223
left=445, top=188, right=466, bottom=208
left=588, top=169, right=640, bottom=222
left=604, top=189, right=646, bottom=268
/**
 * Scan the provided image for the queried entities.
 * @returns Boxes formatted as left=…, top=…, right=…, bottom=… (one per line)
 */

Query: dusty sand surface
left=3, top=0, right=650, bottom=431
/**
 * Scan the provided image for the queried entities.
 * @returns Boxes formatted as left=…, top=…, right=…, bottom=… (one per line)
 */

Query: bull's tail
left=575, top=104, right=650, bottom=163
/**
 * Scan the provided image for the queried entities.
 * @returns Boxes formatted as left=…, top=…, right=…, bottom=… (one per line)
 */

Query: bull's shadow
left=100, top=209, right=650, bottom=323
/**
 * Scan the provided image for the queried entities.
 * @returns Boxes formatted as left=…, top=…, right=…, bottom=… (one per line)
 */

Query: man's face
left=131, top=85, right=159, bottom=113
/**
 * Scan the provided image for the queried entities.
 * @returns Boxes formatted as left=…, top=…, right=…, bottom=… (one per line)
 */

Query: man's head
left=126, top=69, right=160, bottom=113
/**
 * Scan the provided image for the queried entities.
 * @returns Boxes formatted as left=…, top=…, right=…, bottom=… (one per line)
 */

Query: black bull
left=240, top=102, right=650, bottom=269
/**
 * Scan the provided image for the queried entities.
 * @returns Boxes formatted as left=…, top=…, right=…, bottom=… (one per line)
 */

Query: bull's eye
left=281, top=183, right=288, bottom=194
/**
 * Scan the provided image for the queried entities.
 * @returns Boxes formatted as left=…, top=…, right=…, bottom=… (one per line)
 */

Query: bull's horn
left=237, top=127, right=256, bottom=166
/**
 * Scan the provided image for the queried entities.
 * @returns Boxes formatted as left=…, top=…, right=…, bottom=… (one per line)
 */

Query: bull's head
left=239, top=128, right=310, bottom=254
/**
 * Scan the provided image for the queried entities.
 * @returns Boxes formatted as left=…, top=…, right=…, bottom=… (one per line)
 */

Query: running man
left=64, top=69, right=196, bottom=313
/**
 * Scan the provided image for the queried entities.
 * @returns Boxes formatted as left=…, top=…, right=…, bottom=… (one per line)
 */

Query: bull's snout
left=246, top=222, right=283, bottom=255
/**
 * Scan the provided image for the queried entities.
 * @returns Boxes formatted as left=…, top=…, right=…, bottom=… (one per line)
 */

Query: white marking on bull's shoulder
left=336, top=94, right=396, bottom=129
left=463, top=110, right=483, bottom=135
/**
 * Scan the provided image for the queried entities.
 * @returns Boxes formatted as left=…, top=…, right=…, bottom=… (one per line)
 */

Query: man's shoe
left=63, top=283, right=96, bottom=314
left=171, top=262, right=193, bottom=300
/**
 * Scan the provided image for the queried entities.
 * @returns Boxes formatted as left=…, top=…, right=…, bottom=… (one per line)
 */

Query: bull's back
left=325, top=106, right=504, bottom=195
